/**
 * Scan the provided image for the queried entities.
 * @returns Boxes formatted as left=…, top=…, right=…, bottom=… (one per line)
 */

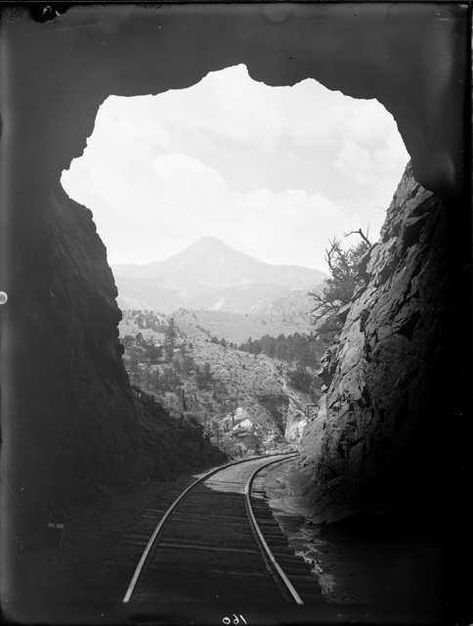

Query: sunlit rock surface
left=299, top=163, right=457, bottom=521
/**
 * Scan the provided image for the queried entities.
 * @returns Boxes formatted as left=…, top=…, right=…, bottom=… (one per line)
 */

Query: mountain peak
left=114, top=237, right=326, bottom=314
left=195, top=236, right=226, bottom=245
left=174, top=236, right=240, bottom=265
left=185, top=236, right=231, bottom=251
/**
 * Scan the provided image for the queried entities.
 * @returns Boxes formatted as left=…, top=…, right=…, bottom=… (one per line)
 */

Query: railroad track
left=121, top=454, right=325, bottom=620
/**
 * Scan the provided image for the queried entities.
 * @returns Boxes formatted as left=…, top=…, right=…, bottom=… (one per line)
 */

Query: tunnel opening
left=2, top=4, right=470, bottom=624
left=60, top=62, right=409, bottom=460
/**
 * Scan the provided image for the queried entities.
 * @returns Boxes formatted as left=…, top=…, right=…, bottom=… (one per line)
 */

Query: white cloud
left=63, top=151, right=364, bottom=270
left=334, top=140, right=373, bottom=185
left=61, top=64, right=409, bottom=271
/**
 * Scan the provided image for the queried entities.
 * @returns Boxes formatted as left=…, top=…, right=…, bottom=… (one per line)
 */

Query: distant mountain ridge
left=114, top=237, right=325, bottom=317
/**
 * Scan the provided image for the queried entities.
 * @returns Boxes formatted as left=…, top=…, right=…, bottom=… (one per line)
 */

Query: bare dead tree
left=344, top=227, right=372, bottom=248
left=325, top=239, right=353, bottom=282
left=308, top=289, right=340, bottom=318
left=309, top=230, right=372, bottom=333
left=325, top=239, right=339, bottom=275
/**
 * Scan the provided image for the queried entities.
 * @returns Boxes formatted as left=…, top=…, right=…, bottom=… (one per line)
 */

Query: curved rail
left=122, top=452, right=296, bottom=604
left=244, top=455, right=304, bottom=605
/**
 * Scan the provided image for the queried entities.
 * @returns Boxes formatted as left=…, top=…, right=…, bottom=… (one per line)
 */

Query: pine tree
left=164, top=317, right=176, bottom=362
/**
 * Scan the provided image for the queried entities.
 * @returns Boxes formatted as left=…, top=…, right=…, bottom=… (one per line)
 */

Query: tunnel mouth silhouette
left=2, top=4, right=470, bottom=624
left=5, top=2, right=469, bottom=523
left=48, top=4, right=467, bottom=203
left=5, top=0, right=469, bottom=534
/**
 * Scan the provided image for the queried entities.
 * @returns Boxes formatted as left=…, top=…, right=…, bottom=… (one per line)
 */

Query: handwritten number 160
left=222, top=614, right=247, bottom=625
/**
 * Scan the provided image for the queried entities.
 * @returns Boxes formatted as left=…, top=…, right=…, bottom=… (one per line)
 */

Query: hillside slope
left=119, top=309, right=321, bottom=455
left=175, top=290, right=315, bottom=344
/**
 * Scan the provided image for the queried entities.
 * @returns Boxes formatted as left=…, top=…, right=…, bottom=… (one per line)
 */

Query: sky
left=61, top=64, right=409, bottom=272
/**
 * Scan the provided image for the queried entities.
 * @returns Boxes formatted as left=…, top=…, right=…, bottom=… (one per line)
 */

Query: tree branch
left=344, top=228, right=372, bottom=248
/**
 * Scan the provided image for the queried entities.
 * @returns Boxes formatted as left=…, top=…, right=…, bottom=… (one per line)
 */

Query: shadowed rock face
left=4, top=184, right=225, bottom=543
left=300, top=163, right=459, bottom=521
left=1, top=3, right=469, bottom=563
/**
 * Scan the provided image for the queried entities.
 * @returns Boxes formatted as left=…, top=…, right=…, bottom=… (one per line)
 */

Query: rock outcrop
left=299, top=163, right=462, bottom=522
left=4, top=185, right=225, bottom=548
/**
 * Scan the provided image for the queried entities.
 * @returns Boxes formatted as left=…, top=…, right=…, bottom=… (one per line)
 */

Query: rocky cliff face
left=6, top=185, right=225, bottom=546
left=299, top=163, right=459, bottom=522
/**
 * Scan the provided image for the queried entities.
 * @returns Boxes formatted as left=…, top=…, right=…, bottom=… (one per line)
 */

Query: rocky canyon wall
left=3, top=182, right=225, bottom=547
left=299, top=163, right=466, bottom=523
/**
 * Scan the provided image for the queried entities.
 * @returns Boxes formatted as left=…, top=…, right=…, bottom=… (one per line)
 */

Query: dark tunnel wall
left=3, top=4, right=468, bottom=195
left=0, top=5, right=470, bottom=613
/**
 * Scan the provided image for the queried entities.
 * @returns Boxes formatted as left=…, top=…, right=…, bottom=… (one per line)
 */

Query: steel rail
left=244, top=455, right=304, bottom=606
left=122, top=452, right=296, bottom=604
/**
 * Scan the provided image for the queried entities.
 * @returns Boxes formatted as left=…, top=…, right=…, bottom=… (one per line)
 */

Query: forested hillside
left=119, top=310, right=323, bottom=455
